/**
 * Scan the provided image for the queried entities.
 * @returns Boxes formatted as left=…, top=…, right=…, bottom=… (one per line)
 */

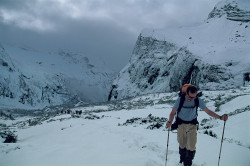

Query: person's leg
left=179, top=147, right=187, bottom=164
left=184, top=150, right=196, bottom=166
left=177, top=124, right=187, bottom=164
left=186, top=124, right=197, bottom=151
left=177, top=124, right=188, bottom=149
left=184, top=124, right=197, bottom=166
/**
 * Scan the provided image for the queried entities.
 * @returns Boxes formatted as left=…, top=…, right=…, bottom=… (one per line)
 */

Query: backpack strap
left=194, top=97, right=199, bottom=116
left=177, top=94, right=185, bottom=114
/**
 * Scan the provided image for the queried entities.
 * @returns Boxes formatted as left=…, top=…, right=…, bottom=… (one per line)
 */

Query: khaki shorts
left=177, top=124, right=197, bottom=151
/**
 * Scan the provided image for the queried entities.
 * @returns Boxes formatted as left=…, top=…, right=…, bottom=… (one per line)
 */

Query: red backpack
left=178, top=84, right=201, bottom=97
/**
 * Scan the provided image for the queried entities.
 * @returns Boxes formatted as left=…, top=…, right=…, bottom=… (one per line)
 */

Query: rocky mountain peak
left=207, top=0, right=250, bottom=22
left=108, top=0, right=250, bottom=101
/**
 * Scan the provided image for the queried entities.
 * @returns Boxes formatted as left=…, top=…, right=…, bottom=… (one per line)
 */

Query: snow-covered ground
left=1, top=86, right=250, bottom=166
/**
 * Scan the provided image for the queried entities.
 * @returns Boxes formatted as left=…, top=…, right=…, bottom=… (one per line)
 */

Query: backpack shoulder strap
left=177, top=94, right=185, bottom=113
left=194, top=97, right=199, bottom=116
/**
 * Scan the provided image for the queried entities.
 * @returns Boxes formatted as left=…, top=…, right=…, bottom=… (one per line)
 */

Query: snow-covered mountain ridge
left=108, top=0, right=250, bottom=101
left=208, top=0, right=250, bottom=22
left=0, top=43, right=115, bottom=110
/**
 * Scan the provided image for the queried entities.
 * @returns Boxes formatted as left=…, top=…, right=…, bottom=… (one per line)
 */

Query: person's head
left=186, top=86, right=198, bottom=101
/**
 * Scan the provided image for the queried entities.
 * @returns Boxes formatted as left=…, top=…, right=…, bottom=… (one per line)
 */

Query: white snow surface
left=142, top=15, right=250, bottom=69
left=141, top=0, right=250, bottom=76
left=1, top=85, right=250, bottom=166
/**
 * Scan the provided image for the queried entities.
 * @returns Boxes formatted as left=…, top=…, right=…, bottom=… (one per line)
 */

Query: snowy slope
left=0, top=85, right=249, bottom=166
left=108, top=0, right=250, bottom=101
left=0, top=43, right=115, bottom=109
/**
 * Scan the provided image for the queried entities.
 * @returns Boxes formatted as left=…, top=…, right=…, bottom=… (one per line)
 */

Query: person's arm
left=204, top=108, right=228, bottom=121
left=166, top=108, right=177, bottom=128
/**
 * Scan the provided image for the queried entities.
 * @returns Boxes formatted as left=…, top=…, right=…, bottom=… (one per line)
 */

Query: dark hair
left=186, top=85, right=198, bottom=94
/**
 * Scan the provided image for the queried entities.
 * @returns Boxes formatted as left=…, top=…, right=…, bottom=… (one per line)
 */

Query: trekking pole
left=165, top=127, right=170, bottom=166
left=218, top=120, right=226, bottom=166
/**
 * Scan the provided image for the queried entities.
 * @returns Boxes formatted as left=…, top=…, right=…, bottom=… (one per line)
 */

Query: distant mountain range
left=108, top=0, right=250, bottom=101
left=0, top=43, right=115, bottom=109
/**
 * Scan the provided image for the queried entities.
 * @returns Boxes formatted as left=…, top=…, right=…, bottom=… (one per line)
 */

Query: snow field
left=1, top=87, right=250, bottom=166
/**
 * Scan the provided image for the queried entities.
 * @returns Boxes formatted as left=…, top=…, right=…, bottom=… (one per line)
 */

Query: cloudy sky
left=0, top=0, right=221, bottom=71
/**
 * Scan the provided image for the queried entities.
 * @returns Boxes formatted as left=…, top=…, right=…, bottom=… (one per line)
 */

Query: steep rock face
left=0, top=44, right=74, bottom=109
left=0, top=45, right=15, bottom=99
left=109, top=0, right=250, bottom=101
left=108, top=36, right=232, bottom=100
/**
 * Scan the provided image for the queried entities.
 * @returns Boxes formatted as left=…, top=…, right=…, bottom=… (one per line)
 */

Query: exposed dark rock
left=208, top=2, right=250, bottom=22
left=119, top=114, right=168, bottom=130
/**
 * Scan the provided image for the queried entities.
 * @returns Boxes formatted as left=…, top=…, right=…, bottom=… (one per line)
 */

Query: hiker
left=166, top=85, right=228, bottom=166
left=66, top=109, right=71, bottom=114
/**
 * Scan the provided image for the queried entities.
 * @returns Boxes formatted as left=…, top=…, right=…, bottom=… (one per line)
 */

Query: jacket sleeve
left=198, top=98, right=207, bottom=110
left=173, top=97, right=181, bottom=110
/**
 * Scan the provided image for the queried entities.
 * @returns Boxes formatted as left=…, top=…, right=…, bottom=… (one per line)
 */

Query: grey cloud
left=0, top=0, right=220, bottom=32
left=0, top=0, right=221, bottom=71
